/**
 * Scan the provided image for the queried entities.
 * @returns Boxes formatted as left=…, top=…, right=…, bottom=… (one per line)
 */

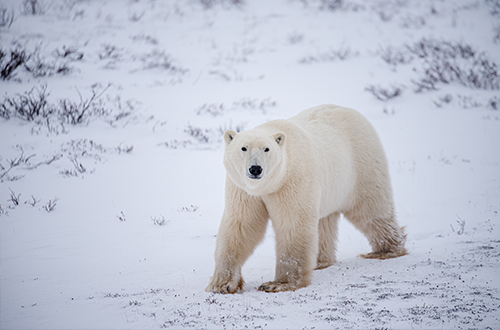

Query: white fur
left=206, top=104, right=407, bottom=294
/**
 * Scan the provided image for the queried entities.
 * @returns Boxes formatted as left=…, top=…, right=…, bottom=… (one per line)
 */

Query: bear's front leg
left=259, top=211, right=319, bottom=293
left=206, top=180, right=269, bottom=294
left=206, top=257, right=245, bottom=294
left=206, top=211, right=267, bottom=293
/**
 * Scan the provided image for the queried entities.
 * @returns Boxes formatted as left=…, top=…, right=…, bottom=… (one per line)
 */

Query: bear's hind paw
left=258, top=281, right=305, bottom=293
left=360, top=248, right=408, bottom=260
left=315, top=261, right=335, bottom=270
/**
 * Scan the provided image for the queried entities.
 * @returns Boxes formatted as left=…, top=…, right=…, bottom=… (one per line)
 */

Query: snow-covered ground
left=1, top=0, right=499, bottom=328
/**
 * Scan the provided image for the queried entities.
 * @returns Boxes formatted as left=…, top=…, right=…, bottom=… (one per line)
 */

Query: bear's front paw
left=258, top=281, right=304, bottom=293
left=206, top=276, right=244, bottom=294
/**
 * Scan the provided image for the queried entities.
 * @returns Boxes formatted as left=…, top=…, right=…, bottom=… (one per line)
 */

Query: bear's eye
left=241, top=147, right=247, bottom=152
left=264, top=147, right=270, bottom=152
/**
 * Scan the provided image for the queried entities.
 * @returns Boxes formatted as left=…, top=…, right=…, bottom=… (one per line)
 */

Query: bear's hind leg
left=359, top=218, right=407, bottom=259
left=345, top=210, right=407, bottom=260
left=316, top=212, right=340, bottom=270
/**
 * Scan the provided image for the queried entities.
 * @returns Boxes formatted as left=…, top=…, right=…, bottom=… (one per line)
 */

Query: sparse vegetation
left=451, top=216, right=466, bottom=235
left=184, top=122, right=246, bottom=144
left=370, top=38, right=500, bottom=98
left=25, top=46, right=74, bottom=78
left=195, top=97, right=276, bottom=117
left=8, top=188, right=21, bottom=207
left=178, top=205, right=198, bottom=212
left=0, top=43, right=83, bottom=80
left=407, top=38, right=500, bottom=92
left=494, top=25, right=500, bottom=44
left=151, top=215, right=168, bottom=226
left=117, top=211, right=126, bottom=222
left=378, top=45, right=413, bottom=67
left=0, top=48, right=30, bottom=81
left=0, top=7, right=15, bottom=28
left=287, top=31, right=304, bottom=44
left=58, top=84, right=110, bottom=125
left=299, top=46, right=359, bottom=64
left=0, top=84, right=52, bottom=121
left=158, top=140, right=192, bottom=149
left=22, top=0, right=47, bottom=16
left=365, top=84, right=404, bottom=101
left=1, top=83, right=138, bottom=128
left=319, top=0, right=345, bottom=11
left=197, top=0, right=246, bottom=10
left=53, top=45, right=83, bottom=62
left=42, top=197, right=59, bottom=213
left=138, top=50, right=187, bottom=74
left=26, top=195, right=40, bottom=207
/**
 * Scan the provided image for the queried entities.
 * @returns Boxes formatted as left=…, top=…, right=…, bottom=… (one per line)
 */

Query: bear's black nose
left=249, top=165, right=263, bottom=177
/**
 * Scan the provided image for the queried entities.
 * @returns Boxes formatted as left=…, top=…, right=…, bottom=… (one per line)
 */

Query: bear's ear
left=273, top=132, right=286, bottom=147
left=223, top=129, right=237, bottom=145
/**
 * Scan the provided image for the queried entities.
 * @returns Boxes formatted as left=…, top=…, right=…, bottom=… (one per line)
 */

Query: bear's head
left=223, top=129, right=287, bottom=196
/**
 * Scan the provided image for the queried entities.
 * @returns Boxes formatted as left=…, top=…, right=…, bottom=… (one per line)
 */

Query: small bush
left=404, top=38, right=500, bottom=92
left=233, top=97, right=276, bottom=114
left=406, top=38, right=476, bottom=61
left=58, top=85, right=108, bottom=125
left=151, top=215, right=167, bottom=226
left=178, top=205, right=198, bottom=212
left=1, top=44, right=81, bottom=80
left=22, top=0, right=46, bottom=15
left=488, top=96, right=499, bottom=110
left=139, top=49, right=186, bottom=74
left=184, top=122, right=245, bottom=144
left=320, top=0, right=345, bottom=11
left=0, top=48, right=30, bottom=80
left=432, top=94, right=453, bottom=108
left=42, top=197, right=59, bottom=213
left=184, top=124, right=212, bottom=143
left=26, top=195, right=40, bottom=207
left=365, top=84, right=404, bottom=101
left=1, top=83, right=136, bottom=128
left=287, top=32, right=304, bottom=45
left=198, top=0, right=245, bottom=10
left=0, top=84, right=53, bottom=121
left=130, top=34, right=158, bottom=45
left=8, top=189, right=21, bottom=206
left=99, top=44, right=123, bottom=61
left=158, top=139, right=192, bottom=149
left=485, top=0, right=500, bottom=16
left=98, top=44, right=123, bottom=69
left=412, top=54, right=500, bottom=92
left=0, top=7, right=15, bottom=28
left=195, top=103, right=226, bottom=117
left=24, top=48, right=73, bottom=78
left=299, top=46, right=358, bottom=64
left=494, top=25, right=500, bottom=44
left=53, top=45, right=83, bottom=61
left=378, top=45, right=412, bottom=66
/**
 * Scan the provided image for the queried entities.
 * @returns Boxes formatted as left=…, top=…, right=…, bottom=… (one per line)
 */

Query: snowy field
left=1, top=0, right=500, bottom=328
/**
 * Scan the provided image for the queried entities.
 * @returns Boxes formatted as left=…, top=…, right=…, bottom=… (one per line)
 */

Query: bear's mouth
left=247, top=174, right=262, bottom=180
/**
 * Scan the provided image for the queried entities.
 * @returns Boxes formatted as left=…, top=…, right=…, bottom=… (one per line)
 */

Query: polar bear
left=206, top=104, right=407, bottom=294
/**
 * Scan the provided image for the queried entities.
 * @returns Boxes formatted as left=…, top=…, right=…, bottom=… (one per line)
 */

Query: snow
left=1, top=0, right=499, bottom=328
